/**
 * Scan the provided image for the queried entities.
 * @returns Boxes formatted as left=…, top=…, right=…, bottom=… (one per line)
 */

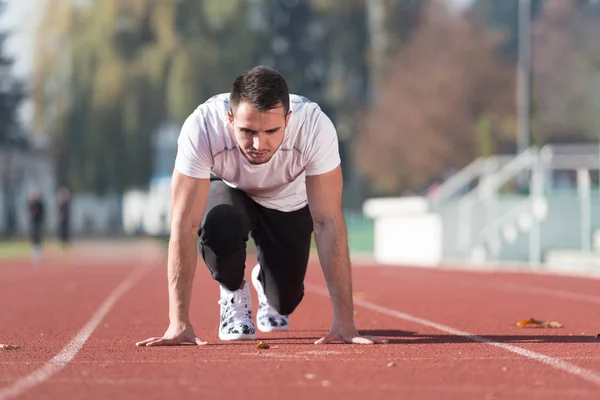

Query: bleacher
left=360, top=142, right=600, bottom=275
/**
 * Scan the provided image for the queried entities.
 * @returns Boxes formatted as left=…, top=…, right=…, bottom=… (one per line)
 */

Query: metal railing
left=454, top=142, right=599, bottom=264
left=456, top=149, right=538, bottom=253
left=428, top=155, right=514, bottom=208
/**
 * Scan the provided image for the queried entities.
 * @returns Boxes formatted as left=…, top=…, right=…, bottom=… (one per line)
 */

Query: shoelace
left=219, top=292, right=251, bottom=324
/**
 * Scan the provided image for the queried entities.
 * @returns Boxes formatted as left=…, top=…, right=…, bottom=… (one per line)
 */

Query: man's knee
left=199, top=204, right=248, bottom=291
left=200, top=204, right=248, bottom=252
left=217, top=275, right=245, bottom=292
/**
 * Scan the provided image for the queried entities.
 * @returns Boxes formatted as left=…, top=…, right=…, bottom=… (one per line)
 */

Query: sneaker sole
left=219, top=331, right=257, bottom=341
left=257, top=324, right=289, bottom=333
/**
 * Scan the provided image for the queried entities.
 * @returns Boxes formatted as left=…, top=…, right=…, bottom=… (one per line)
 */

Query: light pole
left=366, top=0, right=388, bottom=101
left=517, top=0, right=532, bottom=154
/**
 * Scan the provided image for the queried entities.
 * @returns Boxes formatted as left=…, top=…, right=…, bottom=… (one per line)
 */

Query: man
left=27, top=187, right=45, bottom=262
left=56, top=186, right=71, bottom=253
left=136, top=66, right=385, bottom=346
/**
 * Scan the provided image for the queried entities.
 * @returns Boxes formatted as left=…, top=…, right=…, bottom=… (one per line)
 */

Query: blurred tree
left=530, top=0, right=600, bottom=143
left=31, top=0, right=73, bottom=189
left=0, top=0, right=27, bottom=237
left=475, top=114, right=494, bottom=157
left=468, top=0, right=600, bottom=147
left=0, top=0, right=25, bottom=147
left=310, top=0, right=424, bottom=208
left=33, top=0, right=263, bottom=194
left=31, top=0, right=433, bottom=203
left=470, top=0, right=545, bottom=56
left=354, top=1, right=515, bottom=195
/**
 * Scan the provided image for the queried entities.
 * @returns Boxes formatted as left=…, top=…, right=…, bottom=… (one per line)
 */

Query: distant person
left=27, top=187, right=45, bottom=262
left=57, top=186, right=71, bottom=252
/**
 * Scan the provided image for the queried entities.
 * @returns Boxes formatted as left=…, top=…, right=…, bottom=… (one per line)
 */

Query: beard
left=242, top=148, right=274, bottom=165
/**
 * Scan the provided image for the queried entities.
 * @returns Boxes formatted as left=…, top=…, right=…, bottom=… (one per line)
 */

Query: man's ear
left=285, top=110, right=292, bottom=126
left=227, top=111, right=233, bottom=124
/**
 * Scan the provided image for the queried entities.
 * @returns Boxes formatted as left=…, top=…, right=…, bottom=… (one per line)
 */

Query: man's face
left=228, top=101, right=290, bottom=165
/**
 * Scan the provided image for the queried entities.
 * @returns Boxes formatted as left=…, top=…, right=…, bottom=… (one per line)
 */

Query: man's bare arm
left=306, top=166, right=353, bottom=322
left=136, top=170, right=210, bottom=346
left=168, top=170, right=210, bottom=323
left=306, top=166, right=386, bottom=345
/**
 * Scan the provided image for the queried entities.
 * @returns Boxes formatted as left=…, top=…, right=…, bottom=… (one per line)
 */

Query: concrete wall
left=364, top=192, right=600, bottom=266
left=363, top=197, right=443, bottom=266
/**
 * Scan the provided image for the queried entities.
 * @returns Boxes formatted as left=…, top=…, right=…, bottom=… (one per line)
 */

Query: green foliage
left=0, top=0, right=25, bottom=147
left=30, top=0, right=600, bottom=199
left=33, top=0, right=385, bottom=195
left=31, top=0, right=439, bottom=199
left=476, top=114, right=494, bottom=157
left=470, top=0, right=546, bottom=56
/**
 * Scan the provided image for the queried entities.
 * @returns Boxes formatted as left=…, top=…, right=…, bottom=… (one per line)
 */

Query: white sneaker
left=251, top=264, right=289, bottom=332
left=218, top=281, right=256, bottom=340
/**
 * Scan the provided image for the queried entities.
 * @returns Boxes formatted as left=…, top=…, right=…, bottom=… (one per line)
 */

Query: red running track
left=1, top=248, right=600, bottom=399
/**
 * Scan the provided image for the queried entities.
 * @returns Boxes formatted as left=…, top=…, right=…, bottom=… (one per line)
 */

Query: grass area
left=0, top=239, right=34, bottom=260
left=346, top=213, right=375, bottom=254
left=0, top=239, right=62, bottom=260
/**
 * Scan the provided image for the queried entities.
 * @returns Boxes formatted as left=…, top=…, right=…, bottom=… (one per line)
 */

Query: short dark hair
left=230, top=66, right=290, bottom=116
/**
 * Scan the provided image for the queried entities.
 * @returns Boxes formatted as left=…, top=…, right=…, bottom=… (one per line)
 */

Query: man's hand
left=315, top=319, right=389, bottom=345
left=136, top=320, right=207, bottom=347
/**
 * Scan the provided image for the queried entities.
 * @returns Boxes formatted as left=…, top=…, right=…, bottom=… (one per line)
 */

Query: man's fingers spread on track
left=315, top=334, right=388, bottom=345
left=363, top=335, right=389, bottom=344
left=314, top=335, right=335, bottom=345
left=349, top=335, right=389, bottom=344
left=194, top=337, right=208, bottom=345
left=350, top=336, right=375, bottom=344
left=135, top=337, right=163, bottom=346
left=145, top=338, right=178, bottom=346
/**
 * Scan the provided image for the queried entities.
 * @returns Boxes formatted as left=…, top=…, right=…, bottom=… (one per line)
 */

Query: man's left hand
left=315, top=320, right=388, bottom=345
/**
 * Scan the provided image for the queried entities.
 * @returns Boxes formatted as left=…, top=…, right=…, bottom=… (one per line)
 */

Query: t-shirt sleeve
left=304, top=108, right=341, bottom=176
left=173, top=110, right=213, bottom=179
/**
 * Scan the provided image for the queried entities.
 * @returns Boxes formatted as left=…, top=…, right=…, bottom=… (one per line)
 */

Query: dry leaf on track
left=517, top=317, right=564, bottom=328
left=0, top=344, right=20, bottom=350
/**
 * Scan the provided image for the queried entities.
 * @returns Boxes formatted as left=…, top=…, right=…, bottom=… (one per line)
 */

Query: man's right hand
left=135, top=321, right=207, bottom=347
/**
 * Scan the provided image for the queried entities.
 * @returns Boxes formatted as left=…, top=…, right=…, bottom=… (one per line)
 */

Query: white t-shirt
left=174, top=93, right=341, bottom=212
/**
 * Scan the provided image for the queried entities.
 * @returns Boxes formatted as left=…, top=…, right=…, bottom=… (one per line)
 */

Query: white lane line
left=305, top=283, right=600, bottom=387
left=0, top=266, right=150, bottom=400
